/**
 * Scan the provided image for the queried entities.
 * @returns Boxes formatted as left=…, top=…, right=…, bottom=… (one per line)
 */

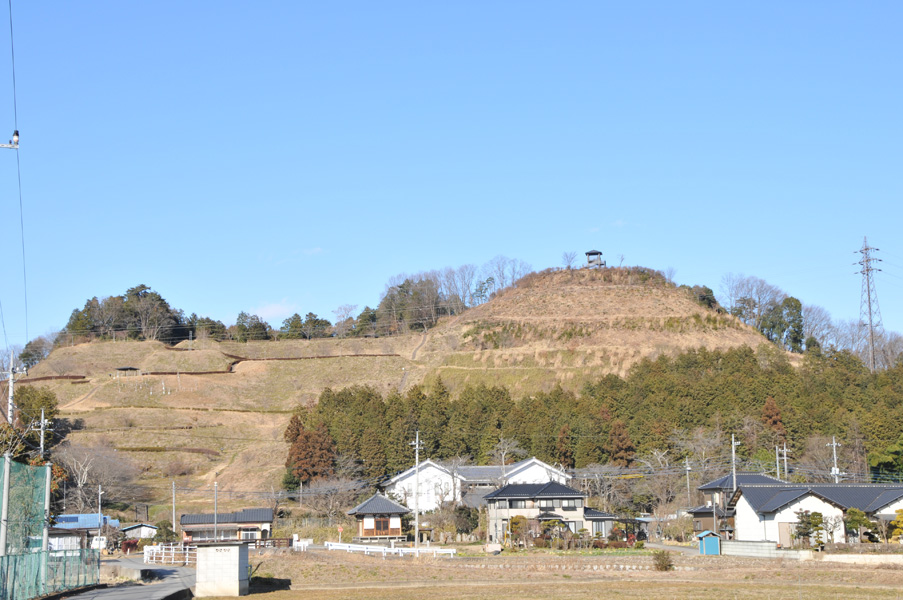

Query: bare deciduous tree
left=53, top=443, right=141, bottom=513
left=491, top=438, right=526, bottom=483
left=304, top=477, right=362, bottom=524
left=332, top=304, right=358, bottom=338
left=562, top=252, right=578, bottom=270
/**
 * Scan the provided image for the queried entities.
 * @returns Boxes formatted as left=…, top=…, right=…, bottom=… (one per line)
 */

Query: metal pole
left=172, top=481, right=176, bottom=538
left=731, top=434, right=740, bottom=492
left=782, top=442, right=788, bottom=479
left=39, top=408, right=46, bottom=458
left=775, top=446, right=780, bottom=480
left=214, top=481, right=218, bottom=540
left=0, top=455, right=9, bottom=557
left=41, top=463, right=51, bottom=595
left=414, top=431, right=419, bottom=549
left=98, top=485, right=104, bottom=548
left=685, top=457, right=692, bottom=507
left=299, top=481, right=302, bottom=508
left=828, top=436, right=842, bottom=483
left=7, top=350, right=14, bottom=426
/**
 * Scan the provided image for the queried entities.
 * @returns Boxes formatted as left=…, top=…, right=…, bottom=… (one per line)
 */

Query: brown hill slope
left=24, top=267, right=769, bottom=516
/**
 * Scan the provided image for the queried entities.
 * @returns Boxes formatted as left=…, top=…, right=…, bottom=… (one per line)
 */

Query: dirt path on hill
left=411, top=330, right=428, bottom=360
left=62, top=384, right=101, bottom=410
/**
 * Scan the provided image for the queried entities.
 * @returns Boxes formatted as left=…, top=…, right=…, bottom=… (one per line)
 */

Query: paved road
left=64, top=558, right=194, bottom=600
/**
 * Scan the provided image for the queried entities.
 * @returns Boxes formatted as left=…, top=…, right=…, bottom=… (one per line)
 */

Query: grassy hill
left=22, top=267, right=770, bottom=518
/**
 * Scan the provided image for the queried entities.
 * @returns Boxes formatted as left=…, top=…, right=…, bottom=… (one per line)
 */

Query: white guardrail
left=143, top=543, right=198, bottom=565
left=324, top=541, right=456, bottom=557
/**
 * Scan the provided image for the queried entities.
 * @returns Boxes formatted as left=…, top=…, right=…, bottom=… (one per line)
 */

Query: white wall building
left=730, top=484, right=903, bottom=546
left=384, top=457, right=570, bottom=512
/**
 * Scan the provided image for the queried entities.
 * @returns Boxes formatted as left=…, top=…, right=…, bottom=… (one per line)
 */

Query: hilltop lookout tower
left=585, top=250, right=605, bottom=268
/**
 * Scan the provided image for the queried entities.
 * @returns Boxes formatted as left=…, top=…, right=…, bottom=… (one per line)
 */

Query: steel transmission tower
left=857, top=237, right=883, bottom=372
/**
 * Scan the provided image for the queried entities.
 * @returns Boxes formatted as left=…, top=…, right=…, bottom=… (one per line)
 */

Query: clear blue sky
left=0, top=1, right=900, bottom=347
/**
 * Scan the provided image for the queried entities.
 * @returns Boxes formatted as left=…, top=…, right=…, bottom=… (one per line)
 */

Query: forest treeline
left=285, top=343, right=903, bottom=488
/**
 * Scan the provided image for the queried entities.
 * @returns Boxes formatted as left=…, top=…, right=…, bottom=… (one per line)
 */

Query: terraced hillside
left=20, top=268, right=770, bottom=517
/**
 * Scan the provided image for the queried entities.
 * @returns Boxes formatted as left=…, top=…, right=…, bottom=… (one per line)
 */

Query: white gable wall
left=384, top=463, right=457, bottom=512
left=507, top=461, right=569, bottom=484
left=873, top=496, right=903, bottom=521
left=736, top=493, right=844, bottom=543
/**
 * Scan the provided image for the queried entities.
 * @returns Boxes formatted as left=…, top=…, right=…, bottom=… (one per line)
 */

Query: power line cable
left=5, top=0, right=26, bottom=343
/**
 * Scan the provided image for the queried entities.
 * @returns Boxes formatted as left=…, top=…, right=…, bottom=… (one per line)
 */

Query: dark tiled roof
left=733, top=484, right=903, bottom=514
left=584, top=508, right=618, bottom=520
left=180, top=508, right=273, bottom=526
left=686, top=505, right=732, bottom=517
left=699, top=472, right=784, bottom=491
left=461, top=489, right=490, bottom=509
left=347, top=494, right=410, bottom=516
left=485, top=482, right=583, bottom=500
left=537, top=511, right=564, bottom=520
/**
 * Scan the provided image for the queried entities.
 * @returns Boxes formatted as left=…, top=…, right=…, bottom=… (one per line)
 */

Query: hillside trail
left=62, top=384, right=102, bottom=410
left=397, top=329, right=430, bottom=393
left=410, top=329, right=428, bottom=360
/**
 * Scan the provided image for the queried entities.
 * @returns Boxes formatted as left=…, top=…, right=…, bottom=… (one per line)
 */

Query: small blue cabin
left=697, top=530, right=721, bottom=555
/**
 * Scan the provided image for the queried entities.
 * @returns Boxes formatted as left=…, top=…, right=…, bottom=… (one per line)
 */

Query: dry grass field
left=197, top=549, right=903, bottom=600
left=15, top=269, right=776, bottom=509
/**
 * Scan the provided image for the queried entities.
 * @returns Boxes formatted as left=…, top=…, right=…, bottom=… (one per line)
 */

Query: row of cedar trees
left=283, top=343, right=903, bottom=487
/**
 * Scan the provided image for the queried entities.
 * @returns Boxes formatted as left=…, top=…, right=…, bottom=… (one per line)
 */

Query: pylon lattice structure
left=857, top=236, right=883, bottom=372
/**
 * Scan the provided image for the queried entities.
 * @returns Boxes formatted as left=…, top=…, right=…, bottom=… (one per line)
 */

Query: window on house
left=375, top=518, right=389, bottom=533
left=510, top=500, right=526, bottom=509
left=497, top=500, right=508, bottom=509
left=539, top=500, right=553, bottom=509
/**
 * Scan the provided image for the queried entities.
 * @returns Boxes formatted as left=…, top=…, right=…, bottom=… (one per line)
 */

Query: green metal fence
left=0, top=549, right=100, bottom=600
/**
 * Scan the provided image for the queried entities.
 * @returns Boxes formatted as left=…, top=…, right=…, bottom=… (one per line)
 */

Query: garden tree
left=794, top=510, right=814, bottom=548
left=152, top=520, right=178, bottom=543
left=891, top=509, right=903, bottom=539
left=52, top=443, right=141, bottom=513
left=510, top=515, right=530, bottom=547
left=283, top=423, right=336, bottom=487
left=280, top=313, right=304, bottom=339
left=300, top=312, right=331, bottom=339
left=607, top=420, right=635, bottom=467
left=760, top=397, right=786, bottom=445
left=843, top=508, right=873, bottom=542
left=810, top=512, right=826, bottom=546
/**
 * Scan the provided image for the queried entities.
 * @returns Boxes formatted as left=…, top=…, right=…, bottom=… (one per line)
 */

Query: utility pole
left=781, top=442, right=789, bottom=480
left=298, top=481, right=302, bottom=508
left=172, top=481, right=176, bottom=538
left=857, top=237, right=884, bottom=372
left=685, top=457, right=692, bottom=507
left=38, top=408, right=51, bottom=459
left=409, top=431, right=421, bottom=549
left=731, top=434, right=741, bottom=492
left=775, top=446, right=781, bottom=480
left=0, top=352, right=25, bottom=557
left=97, top=485, right=104, bottom=549
left=828, top=436, right=843, bottom=484
left=214, top=481, right=218, bottom=541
